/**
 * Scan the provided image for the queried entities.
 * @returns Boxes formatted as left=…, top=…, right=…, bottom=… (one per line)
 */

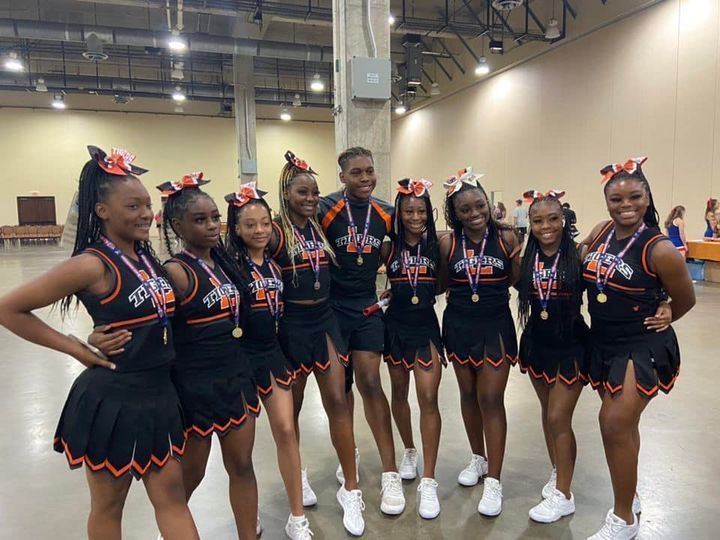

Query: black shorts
left=331, top=296, right=385, bottom=392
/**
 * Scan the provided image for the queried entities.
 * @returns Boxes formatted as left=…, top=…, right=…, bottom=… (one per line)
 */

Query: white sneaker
left=399, top=448, right=418, bottom=480
left=380, top=471, right=406, bottom=515
left=336, top=447, right=360, bottom=485
left=541, top=467, right=557, bottom=499
left=457, top=454, right=488, bottom=486
left=587, top=509, right=639, bottom=540
left=417, top=477, right=440, bottom=519
left=529, top=488, right=575, bottom=523
left=256, top=513, right=263, bottom=537
left=477, top=477, right=503, bottom=517
left=632, top=493, right=642, bottom=515
left=285, top=515, right=313, bottom=540
left=301, top=468, right=317, bottom=507
left=156, top=534, right=163, bottom=540
left=336, top=486, right=366, bottom=536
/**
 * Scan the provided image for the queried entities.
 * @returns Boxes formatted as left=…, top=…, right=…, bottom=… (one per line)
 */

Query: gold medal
left=356, top=255, right=364, bottom=266
left=540, top=310, right=549, bottom=320
left=411, top=295, right=419, bottom=305
left=471, top=293, right=479, bottom=303
left=162, top=327, right=168, bottom=345
left=597, top=292, right=608, bottom=303
left=314, top=280, right=321, bottom=291
left=232, top=327, right=243, bottom=339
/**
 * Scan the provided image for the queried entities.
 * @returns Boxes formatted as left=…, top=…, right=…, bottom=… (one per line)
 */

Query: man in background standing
left=512, top=198, right=528, bottom=245
left=562, top=202, right=579, bottom=239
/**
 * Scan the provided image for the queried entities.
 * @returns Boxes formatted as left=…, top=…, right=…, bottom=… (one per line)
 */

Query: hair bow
left=397, top=178, right=433, bottom=197
left=87, top=145, right=148, bottom=176
left=225, top=181, right=267, bottom=208
left=523, top=189, right=566, bottom=202
left=285, top=150, right=317, bottom=174
left=157, top=172, right=210, bottom=196
left=443, top=166, right=484, bottom=197
left=600, top=157, right=647, bottom=184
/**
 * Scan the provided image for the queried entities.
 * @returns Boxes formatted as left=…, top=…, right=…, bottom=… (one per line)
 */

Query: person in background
left=513, top=198, right=529, bottom=245
left=704, top=198, right=719, bottom=239
left=494, top=202, right=507, bottom=222
left=664, top=205, right=688, bottom=256
left=562, top=202, right=579, bottom=239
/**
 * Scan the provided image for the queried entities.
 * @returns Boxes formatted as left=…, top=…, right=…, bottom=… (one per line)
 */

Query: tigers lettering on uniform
left=286, top=239, right=327, bottom=261
left=334, top=229, right=382, bottom=251
left=584, top=248, right=634, bottom=281
left=388, top=255, right=435, bottom=275
left=453, top=253, right=505, bottom=274
left=128, top=275, right=175, bottom=309
left=248, top=271, right=283, bottom=301
left=202, top=279, right=233, bottom=310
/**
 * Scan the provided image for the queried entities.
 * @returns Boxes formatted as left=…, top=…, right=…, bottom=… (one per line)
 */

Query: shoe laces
left=463, top=454, right=482, bottom=473
left=381, top=473, right=403, bottom=498
left=483, top=480, right=502, bottom=500
left=417, top=479, right=438, bottom=503
left=402, top=448, right=418, bottom=465
left=345, top=490, right=366, bottom=519
left=594, top=512, right=629, bottom=539
left=288, top=518, right=313, bottom=540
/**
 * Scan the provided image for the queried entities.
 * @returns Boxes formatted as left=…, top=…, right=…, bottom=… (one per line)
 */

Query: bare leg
left=452, top=363, right=486, bottom=457
left=291, top=375, right=308, bottom=445
left=85, top=469, right=132, bottom=540
left=142, top=459, right=200, bottom=539
left=530, top=378, right=554, bottom=467
left=219, top=419, right=258, bottom=540
left=180, top=436, right=212, bottom=501
left=413, top=344, right=442, bottom=478
left=476, top=361, right=511, bottom=480
left=388, top=364, right=415, bottom=450
left=546, top=382, right=583, bottom=497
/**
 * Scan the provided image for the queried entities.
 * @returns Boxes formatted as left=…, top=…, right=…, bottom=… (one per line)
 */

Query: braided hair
left=517, top=196, right=582, bottom=336
left=338, top=147, right=373, bottom=172
left=225, top=198, right=274, bottom=284
left=602, top=166, right=660, bottom=228
left=443, top=181, right=513, bottom=237
left=391, top=180, right=439, bottom=267
left=60, top=159, right=164, bottom=316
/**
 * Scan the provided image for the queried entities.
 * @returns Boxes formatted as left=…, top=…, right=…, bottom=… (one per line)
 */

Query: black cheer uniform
left=443, top=228, right=518, bottom=369
left=238, top=257, right=296, bottom=397
left=383, top=240, right=444, bottom=370
left=518, top=249, right=588, bottom=387
left=53, top=241, right=184, bottom=479
left=583, top=221, right=680, bottom=397
left=170, top=252, right=260, bottom=438
left=272, top=219, right=348, bottom=375
left=319, top=191, right=393, bottom=391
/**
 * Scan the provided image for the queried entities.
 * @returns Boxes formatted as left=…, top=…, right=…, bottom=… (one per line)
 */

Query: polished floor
left=0, top=245, right=717, bottom=539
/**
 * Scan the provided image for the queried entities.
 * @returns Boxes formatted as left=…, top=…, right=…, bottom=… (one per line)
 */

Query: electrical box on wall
left=350, top=57, right=391, bottom=101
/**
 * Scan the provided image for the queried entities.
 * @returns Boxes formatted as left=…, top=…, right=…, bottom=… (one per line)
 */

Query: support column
left=332, top=0, right=392, bottom=201
left=233, top=55, right=258, bottom=185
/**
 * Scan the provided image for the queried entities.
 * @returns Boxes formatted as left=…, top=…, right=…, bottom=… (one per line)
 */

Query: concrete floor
left=0, top=245, right=717, bottom=539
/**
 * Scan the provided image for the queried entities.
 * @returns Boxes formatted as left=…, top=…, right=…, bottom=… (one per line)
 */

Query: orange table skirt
left=687, top=240, right=720, bottom=262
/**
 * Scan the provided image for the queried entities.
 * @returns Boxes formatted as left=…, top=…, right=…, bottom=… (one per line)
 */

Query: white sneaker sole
left=380, top=501, right=406, bottom=515
left=458, top=475, right=480, bottom=487
left=399, top=469, right=417, bottom=481
left=478, top=504, right=502, bottom=517
left=303, top=496, right=317, bottom=507
left=418, top=505, right=440, bottom=520
left=529, top=507, right=575, bottom=523
left=336, top=491, right=365, bottom=536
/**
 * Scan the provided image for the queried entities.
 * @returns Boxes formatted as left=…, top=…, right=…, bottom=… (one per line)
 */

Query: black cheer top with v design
left=271, top=219, right=331, bottom=302
left=385, top=240, right=438, bottom=311
left=240, top=258, right=284, bottom=347
left=583, top=222, right=668, bottom=336
left=446, top=229, right=512, bottom=310
left=78, top=241, right=176, bottom=372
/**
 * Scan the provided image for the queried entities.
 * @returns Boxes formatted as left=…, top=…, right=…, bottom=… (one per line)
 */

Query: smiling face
left=94, top=177, right=154, bottom=243
left=452, top=187, right=490, bottom=233
left=340, top=155, right=377, bottom=200
left=285, top=173, right=320, bottom=220
left=529, top=199, right=564, bottom=250
left=399, top=196, right=428, bottom=238
left=173, top=194, right=221, bottom=250
left=604, top=177, right=648, bottom=230
left=234, top=201, right=272, bottom=252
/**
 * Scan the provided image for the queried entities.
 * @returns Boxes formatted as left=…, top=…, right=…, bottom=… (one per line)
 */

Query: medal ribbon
left=401, top=242, right=422, bottom=302
left=101, top=236, right=168, bottom=334
left=533, top=250, right=561, bottom=315
left=461, top=229, right=488, bottom=299
left=292, top=224, right=322, bottom=287
left=343, top=192, right=373, bottom=258
left=594, top=224, right=646, bottom=296
left=246, top=256, right=283, bottom=329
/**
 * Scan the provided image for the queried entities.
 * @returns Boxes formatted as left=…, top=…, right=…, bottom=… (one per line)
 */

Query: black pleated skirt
left=384, top=306, right=445, bottom=371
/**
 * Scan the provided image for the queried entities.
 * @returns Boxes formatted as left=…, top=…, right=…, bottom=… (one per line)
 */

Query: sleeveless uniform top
left=704, top=218, right=714, bottom=238
left=583, top=222, right=668, bottom=338
left=240, top=258, right=284, bottom=348
left=271, top=218, right=331, bottom=302
left=169, top=252, right=242, bottom=367
left=78, top=241, right=175, bottom=372
left=319, top=190, right=393, bottom=299
left=666, top=222, right=684, bottom=249
left=385, top=239, right=438, bottom=313
left=446, top=228, right=513, bottom=311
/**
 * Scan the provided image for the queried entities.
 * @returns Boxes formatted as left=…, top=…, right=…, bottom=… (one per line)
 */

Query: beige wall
left=391, top=0, right=720, bottom=237
left=0, top=108, right=336, bottom=225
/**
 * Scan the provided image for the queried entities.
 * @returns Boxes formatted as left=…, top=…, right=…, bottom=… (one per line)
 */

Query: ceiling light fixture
left=35, top=78, right=48, bottom=92
left=395, top=102, right=407, bottom=115
left=4, top=52, right=24, bottom=72
left=545, top=18, right=561, bottom=40
left=489, top=39, right=504, bottom=54
left=292, top=93, right=302, bottom=107
left=388, top=14, right=396, bottom=25
left=430, top=82, right=440, bottom=96
left=168, top=29, right=187, bottom=52
left=172, top=86, right=186, bottom=102
left=475, top=56, right=490, bottom=76
left=280, top=108, right=292, bottom=121
left=310, top=73, right=325, bottom=92
left=51, top=94, right=66, bottom=109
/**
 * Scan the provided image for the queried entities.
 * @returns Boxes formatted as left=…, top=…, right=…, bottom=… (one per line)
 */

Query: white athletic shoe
left=587, top=509, right=639, bottom=540
left=417, top=477, right=440, bottom=519
left=156, top=534, right=163, bottom=540
left=380, top=471, right=406, bottom=515
left=301, top=468, right=317, bottom=507
left=336, top=486, right=366, bottom=536
left=477, top=477, right=503, bottom=517
left=336, top=447, right=360, bottom=485
left=541, top=467, right=557, bottom=499
left=285, top=515, right=313, bottom=540
left=632, top=493, right=642, bottom=515
left=399, top=448, right=418, bottom=480
left=256, top=513, right=262, bottom=537
left=457, top=454, right=488, bottom=486
left=529, top=488, right=575, bottom=523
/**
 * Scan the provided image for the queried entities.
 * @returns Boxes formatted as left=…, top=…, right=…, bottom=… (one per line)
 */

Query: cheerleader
left=270, top=151, right=364, bottom=535
left=581, top=158, right=695, bottom=539
left=516, top=189, right=588, bottom=523
left=225, top=184, right=313, bottom=539
left=664, top=205, right=688, bottom=255
left=380, top=178, right=444, bottom=519
left=438, top=168, right=521, bottom=517
left=0, top=146, right=198, bottom=539
left=704, top=198, right=719, bottom=239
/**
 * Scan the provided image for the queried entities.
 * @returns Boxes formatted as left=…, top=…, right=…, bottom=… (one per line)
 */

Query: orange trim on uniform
left=582, top=273, right=645, bottom=292
left=172, top=258, right=199, bottom=306
left=371, top=199, right=393, bottom=234
left=497, top=231, right=509, bottom=259
left=641, top=234, right=664, bottom=278
left=321, top=198, right=346, bottom=230
left=588, top=220, right=614, bottom=252
left=271, top=221, right=285, bottom=259
left=107, top=309, right=176, bottom=329
left=448, top=233, right=457, bottom=263
left=450, top=275, right=509, bottom=283
left=85, top=248, right=122, bottom=304
left=280, top=261, right=330, bottom=272
left=186, top=311, right=231, bottom=325
left=388, top=276, right=437, bottom=283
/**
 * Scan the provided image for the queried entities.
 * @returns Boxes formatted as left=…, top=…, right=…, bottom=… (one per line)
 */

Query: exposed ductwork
left=0, top=19, right=333, bottom=63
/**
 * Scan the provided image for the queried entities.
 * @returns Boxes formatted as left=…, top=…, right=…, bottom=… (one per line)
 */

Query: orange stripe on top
left=85, top=248, right=122, bottom=304
left=186, top=312, right=231, bottom=325
left=582, top=272, right=645, bottom=292
left=271, top=221, right=285, bottom=259
left=107, top=308, right=176, bottom=329
left=641, top=234, right=664, bottom=278
left=448, top=233, right=456, bottom=263
left=171, top=259, right=199, bottom=306
left=497, top=231, right=509, bottom=259
left=588, top=220, right=614, bottom=252
left=371, top=199, right=393, bottom=234
left=321, top=198, right=346, bottom=231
